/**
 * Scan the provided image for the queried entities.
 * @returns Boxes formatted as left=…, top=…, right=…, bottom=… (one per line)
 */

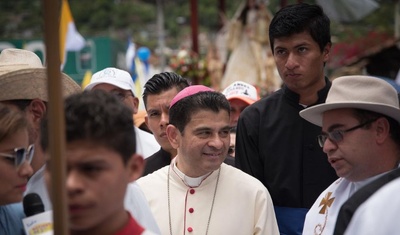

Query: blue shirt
left=0, top=203, right=25, bottom=235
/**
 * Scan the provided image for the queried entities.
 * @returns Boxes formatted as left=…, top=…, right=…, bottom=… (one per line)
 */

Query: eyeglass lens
left=15, top=145, right=34, bottom=167
left=317, top=118, right=378, bottom=148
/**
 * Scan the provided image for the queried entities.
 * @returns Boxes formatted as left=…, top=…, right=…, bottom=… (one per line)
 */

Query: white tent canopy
left=316, top=0, right=379, bottom=23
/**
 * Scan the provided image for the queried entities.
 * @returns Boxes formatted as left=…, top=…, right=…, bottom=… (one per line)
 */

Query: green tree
left=0, top=0, right=396, bottom=51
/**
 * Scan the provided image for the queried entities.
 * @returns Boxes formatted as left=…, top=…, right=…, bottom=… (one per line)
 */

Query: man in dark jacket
left=235, top=3, right=337, bottom=234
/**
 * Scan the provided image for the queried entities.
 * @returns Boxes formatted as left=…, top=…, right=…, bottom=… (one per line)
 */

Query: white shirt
left=25, top=165, right=52, bottom=211
left=124, top=182, right=161, bottom=234
left=302, top=174, right=384, bottom=235
left=344, top=177, right=400, bottom=235
left=137, top=159, right=279, bottom=235
left=135, top=126, right=159, bottom=159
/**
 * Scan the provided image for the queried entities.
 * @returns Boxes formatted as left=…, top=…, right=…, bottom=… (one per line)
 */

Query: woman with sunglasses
left=0, top=104, right=34, bottom=235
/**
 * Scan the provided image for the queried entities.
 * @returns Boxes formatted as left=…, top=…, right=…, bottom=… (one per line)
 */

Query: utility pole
left=156, top=0, right=166, bottom=71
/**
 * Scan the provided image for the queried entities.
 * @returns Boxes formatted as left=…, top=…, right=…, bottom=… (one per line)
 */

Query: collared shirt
left=138, top=158, right=279, bottom=235
left=25, top=165, right=52, bottom=211
left=235, top=79, right=337, bottom=208
left=303, top=173, right=385, bottom=235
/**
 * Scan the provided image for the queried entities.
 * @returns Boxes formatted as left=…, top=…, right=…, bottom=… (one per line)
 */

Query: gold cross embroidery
left=318, top=192, right=335, bottom=214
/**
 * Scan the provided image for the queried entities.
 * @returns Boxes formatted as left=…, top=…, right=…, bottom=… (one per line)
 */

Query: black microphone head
left=23, top=193, right=45, bottom=216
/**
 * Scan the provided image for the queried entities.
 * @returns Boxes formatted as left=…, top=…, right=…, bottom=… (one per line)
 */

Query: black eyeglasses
left=317, top=118, right=378, bottom=148
left=0, top=144, right=34, bottom=169
left=111, top=91, right=133, bottom=101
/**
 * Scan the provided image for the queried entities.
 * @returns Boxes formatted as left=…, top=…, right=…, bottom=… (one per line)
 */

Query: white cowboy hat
left=0, top=48, right=81, bottom=102
left=300, top=75, right=400, bottom=126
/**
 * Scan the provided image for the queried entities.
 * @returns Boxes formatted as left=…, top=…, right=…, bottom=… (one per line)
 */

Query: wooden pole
left=190, top=0, right=199, bottom=55
left=42, top=0, right=68, bottom=234
left=190, top=0, right=199, bottom=84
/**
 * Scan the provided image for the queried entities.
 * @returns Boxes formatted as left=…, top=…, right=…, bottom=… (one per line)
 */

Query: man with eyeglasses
left=299, top=75, right=400, bottom=235
left=84, top=67, right=159, bottom=159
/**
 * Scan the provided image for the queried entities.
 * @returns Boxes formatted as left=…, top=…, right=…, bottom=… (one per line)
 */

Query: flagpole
left=156, top=0, right=166, bottom=72
left=42, top=0, right=69, bottom=234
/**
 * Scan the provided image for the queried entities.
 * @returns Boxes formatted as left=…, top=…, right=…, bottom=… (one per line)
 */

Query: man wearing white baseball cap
left=85, top=67, right=159, bottom=159
left=222, top=81, right=259, bottom=128
left=300, top=75, right=400, bottom=235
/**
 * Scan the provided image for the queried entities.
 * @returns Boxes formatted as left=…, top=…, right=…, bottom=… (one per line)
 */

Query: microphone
left=22, top=193, right=53, bottom=235
left=23, top=193, right=45, bottom=216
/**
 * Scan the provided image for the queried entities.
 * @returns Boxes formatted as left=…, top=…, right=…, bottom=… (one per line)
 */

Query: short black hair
left=169, top=91, right=230, bottom=133
left=269, top=3, right=331, bottom=53
left=41, top=90, right=136, bottom=164
left=142, top=72, right=189, bottom=108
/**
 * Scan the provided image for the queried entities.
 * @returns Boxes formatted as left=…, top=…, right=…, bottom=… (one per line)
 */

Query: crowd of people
left=1, top=2, right=400, bottom=235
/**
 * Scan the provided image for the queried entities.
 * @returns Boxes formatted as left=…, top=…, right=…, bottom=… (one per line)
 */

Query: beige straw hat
left=300, top=75, right=400, bottom=126
left=0, top=48, right=81, bottom=102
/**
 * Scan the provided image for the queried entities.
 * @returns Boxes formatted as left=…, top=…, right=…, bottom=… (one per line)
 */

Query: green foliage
left=0, top=0, right=42, bottom=39
left=331, top=2, right=395, bottom=42
left=0, top=0, right=396, bottom=51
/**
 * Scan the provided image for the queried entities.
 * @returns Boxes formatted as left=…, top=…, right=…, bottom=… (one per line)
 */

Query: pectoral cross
left=318, top=192, right=335, bottom=214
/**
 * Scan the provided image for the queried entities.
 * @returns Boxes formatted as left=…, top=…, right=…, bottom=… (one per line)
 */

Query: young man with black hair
left=42, top=90, right=156, bottom=235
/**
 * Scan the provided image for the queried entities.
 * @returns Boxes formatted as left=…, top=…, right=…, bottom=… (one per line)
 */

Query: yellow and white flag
left=59, top=0, right=85, bottom=69
left=81, top=70, right=92, bottom=90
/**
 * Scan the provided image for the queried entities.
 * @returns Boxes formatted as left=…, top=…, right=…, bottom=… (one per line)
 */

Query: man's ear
left=131, top=96, right=139, bottom=114
left=144, top=115, right=149, bottom=129
left=375, top=117, right=390, bottom=145
left=127, top=154, right=144, bottom=182
left=27, top=99, right=47, bottom=129
left=322, top=43, right=331, bottom=63
left=166, top=124, right=180, bottom=149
